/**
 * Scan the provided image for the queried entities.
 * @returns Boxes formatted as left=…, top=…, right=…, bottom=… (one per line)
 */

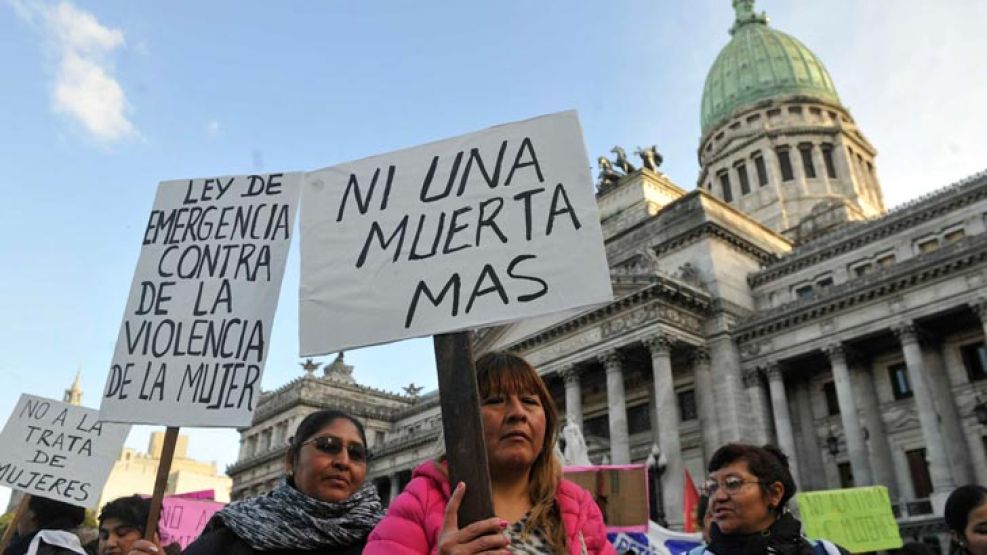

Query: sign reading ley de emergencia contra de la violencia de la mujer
left=100, top=172, right=301, bottom=427
left=299, top=110, right=612, bottom=355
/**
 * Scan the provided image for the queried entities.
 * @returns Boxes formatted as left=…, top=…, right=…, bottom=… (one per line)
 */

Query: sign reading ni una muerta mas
left=0, top=394, right=129, bottom=508
left=797, top=486, right=903, bottom=553
left=299, top=110, right=612, bottom=355
left=100, top=173, right=301, bottom=427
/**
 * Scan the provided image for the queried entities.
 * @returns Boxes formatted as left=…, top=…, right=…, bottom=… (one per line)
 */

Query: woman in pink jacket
left=365, top=351, right=615, bottom=555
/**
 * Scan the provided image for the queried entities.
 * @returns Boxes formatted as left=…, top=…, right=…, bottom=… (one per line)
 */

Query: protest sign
left=0, top=394, right=129, bottom=508
left=299, top=110, right=612, bottom=355
left=797, top=486, right=903, bottom=553
left=158, top=495, right=224, bottom=549
left=565, top=465, right=650, bottom=532
left=100, top=172, right=301, bottom=427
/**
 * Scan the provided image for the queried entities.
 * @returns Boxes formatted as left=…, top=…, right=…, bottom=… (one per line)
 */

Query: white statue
left=561, top=422, right=591, bottom=466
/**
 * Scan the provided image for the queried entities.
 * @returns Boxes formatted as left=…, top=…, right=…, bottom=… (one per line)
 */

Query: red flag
left=683, top=469, right=700, bottom=533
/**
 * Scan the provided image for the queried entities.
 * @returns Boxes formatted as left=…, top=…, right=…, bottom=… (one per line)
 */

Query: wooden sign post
left=144, top=426, right=180, bottom=541
left=433, top=332, right=494, bottom=525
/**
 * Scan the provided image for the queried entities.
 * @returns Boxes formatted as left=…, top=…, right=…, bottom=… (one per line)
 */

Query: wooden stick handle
left=0, top=494, right=31, bottom=551
left=145, top=426, right=180, bottom=541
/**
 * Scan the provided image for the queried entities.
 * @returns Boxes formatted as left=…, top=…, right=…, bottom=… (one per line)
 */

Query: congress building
left=228, top=0, right=987, bottom=542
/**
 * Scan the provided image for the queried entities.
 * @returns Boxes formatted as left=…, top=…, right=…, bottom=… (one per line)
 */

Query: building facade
left=228, top=0, right=987, bottom=543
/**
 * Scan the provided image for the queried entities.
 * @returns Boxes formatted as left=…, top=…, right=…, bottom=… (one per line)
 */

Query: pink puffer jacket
left=365, top=460, right=615, bottom=555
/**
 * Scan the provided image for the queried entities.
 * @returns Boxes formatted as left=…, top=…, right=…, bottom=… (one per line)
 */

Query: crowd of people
left=2, top=351, right=985, bottom=555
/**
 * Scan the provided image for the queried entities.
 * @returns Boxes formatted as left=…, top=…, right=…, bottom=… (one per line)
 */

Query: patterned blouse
left=506, top=514, right=588, bottom=555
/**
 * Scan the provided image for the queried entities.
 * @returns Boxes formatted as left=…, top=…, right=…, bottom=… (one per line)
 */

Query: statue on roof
left=635, top=145, right=663, bottom=172
left=403, top=383, right=424, bottom=401
left=323, top=352, right=356, bottom=384
left=596, top=156, right=622, bottom=191
left=300, top=358, right=320, bottom=376
left=611, top=146, right=636, bottom=174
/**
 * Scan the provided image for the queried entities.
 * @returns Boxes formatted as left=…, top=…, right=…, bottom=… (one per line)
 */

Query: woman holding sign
left=127, top=409, right=383, bottom=555
left=687, top=443, right=849, bottom=555
left=365, top=351, right=613, bottom=555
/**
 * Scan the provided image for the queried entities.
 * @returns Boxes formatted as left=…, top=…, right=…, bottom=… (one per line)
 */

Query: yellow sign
left=797, top=486, right=903, bottom=553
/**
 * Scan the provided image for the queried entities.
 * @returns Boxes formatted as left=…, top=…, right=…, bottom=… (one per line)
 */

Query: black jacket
left=181, top=522, right=366, bottom=555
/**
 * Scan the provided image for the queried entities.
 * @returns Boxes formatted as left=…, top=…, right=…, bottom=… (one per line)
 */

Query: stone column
left=645, top=335, right=683, bottom=528
left=708, top=331, right=747, bottom=441
left=894, top=324, right=955, bottom=500
left=691, top=346, right=720, bottom=457
left=824, top=344, right=873, bottom=486
left=851, top=362, right=898, bottom=499
left=793, top=380, right=826, bottom=491
left=765, top=363, right=800, bottom=485
left=923, top=343, right=974, bottom=484
left=389, top=473, right=401, bottom=504
left=743, top=369, right=772, bottom=445
left=560, top=365, right=583, bottom=430
left=600, top=351, right=631, bottom=464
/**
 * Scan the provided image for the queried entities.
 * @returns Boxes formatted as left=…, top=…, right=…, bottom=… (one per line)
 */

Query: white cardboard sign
left=300, top=111, right=612, bottom=355
left=100, top=173, right=301, bottom=427
left=0, top=394, right=130, bottom=508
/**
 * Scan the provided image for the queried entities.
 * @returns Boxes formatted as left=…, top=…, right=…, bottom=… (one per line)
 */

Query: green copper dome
left=701, top=0, right=841, bottom=137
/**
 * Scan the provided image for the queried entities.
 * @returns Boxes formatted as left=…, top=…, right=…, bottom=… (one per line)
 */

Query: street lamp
left=647, top=443, right=668, bottom=527
left=825, top=427, right=840, bottom=456
left=974, top=395, right=987, bottom=425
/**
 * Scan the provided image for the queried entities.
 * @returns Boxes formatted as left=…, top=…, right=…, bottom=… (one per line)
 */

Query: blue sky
left=2, top=0, right=985, bottom=509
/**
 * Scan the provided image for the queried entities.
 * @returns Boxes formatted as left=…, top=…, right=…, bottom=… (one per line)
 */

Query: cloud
left=43, top=1, right=136, bottom=142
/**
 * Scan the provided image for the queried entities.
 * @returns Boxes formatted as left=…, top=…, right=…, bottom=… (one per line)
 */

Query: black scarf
left=707, top=512, right=815, bottom=555
left=217, top=478, right=383, bottom=551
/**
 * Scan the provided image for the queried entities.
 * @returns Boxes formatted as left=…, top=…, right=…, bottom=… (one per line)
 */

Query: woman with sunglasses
left=126, top=409, right=383, bottom=555
left=365, top=351, right=614, bottom=555
left=687, top=443, right=848, bottom=555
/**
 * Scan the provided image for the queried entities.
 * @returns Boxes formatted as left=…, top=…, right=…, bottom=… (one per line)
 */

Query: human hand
left=437, top=482, right=511, bottom=555
left=125, top=539, right=161, bottom=554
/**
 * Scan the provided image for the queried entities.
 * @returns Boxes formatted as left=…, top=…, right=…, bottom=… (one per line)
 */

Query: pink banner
left=158, top=496, right=224, bottom=549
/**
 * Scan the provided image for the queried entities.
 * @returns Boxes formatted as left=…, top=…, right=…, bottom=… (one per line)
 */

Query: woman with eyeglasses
left=365, top=351, right=614, bottom=555
left=687, top=443, right=849, bottom=555
left=944, top=484, right=987, bottom=555
left=125, top=409, right=383, bottom=555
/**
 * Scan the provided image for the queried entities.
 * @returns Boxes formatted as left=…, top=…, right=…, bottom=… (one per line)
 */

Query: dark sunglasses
left=301, top=435, right=370, bottom=463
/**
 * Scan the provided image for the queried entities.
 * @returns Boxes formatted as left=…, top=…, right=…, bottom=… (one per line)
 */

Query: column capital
left=643, top=334, right=674, bottom=356
left=559, top=365, right=582, bottom=384
left=893, top=322, right=920, bottom=345
left=970, top=299, right=987, bottom=319
left=690, top=346, right=711, bottom=366
left=764, top=362, right=784, bottom=382
left=598, top=350, right=623, bottom=372
left=823, top=343, right=847, bottom=364
left=742, top=368, right=763, bottom=389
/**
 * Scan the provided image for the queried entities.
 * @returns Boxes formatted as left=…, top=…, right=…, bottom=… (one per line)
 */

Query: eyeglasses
left=301, top=435, right=370, bottom=463
left=703, top=476, right=764, bottom=496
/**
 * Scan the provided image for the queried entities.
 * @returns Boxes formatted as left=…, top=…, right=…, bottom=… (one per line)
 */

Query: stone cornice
left=369, top=428, right=441, bottom=459
left=749, top=169, right=987, bottom=287
left=735, top=235, right=987, bottom=343
left=506, top=277, right=712, bottom=352
left=653, top=220, right=781, bottom=264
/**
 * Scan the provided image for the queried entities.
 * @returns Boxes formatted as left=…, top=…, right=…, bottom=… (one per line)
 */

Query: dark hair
left=28, top=496, right=85, bottom=531
left=945, top=484, right=987, bottom=536
left=98, top=495, right=151, bottom=534
left=696, top=494, right=710, bottom=524
left=287, top=409, right=368, bottom=466
left=708, top=443, right=797, bottom=511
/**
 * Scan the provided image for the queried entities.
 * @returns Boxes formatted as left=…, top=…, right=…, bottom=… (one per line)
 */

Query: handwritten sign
left=797, top=486, right=903, bottom=553
left=564, top=465, right=649, bottom=532
left=0, top=395, right=129, bottom=508
left=100, top=173, right=301, bottom=427
left=299, top=111, right=612, bottom=355
left=158, top=496, right=224, bottom=549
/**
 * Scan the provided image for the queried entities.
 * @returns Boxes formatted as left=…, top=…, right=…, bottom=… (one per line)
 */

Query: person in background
left=944, top=485, right=987, bottom=555
left=688, top=443, right=849, bottom=555
left=126, top=409, right=383, bottom=555
left=96, top=495, right=178, bottom=555
left=365, top=351, right=614, bottom=555
left=3, top=496, right=87, bottom=555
